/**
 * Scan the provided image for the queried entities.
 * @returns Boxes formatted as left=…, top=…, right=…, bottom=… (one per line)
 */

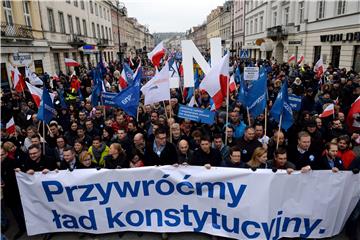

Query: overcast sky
left=122, top=0, right=226, bottom=33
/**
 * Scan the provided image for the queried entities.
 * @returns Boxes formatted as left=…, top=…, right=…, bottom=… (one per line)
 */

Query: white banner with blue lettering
left=16, top=166, right=360, bottom=238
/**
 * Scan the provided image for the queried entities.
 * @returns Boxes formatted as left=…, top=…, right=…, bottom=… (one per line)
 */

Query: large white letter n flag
left=16, top=167, right=360, bottom=239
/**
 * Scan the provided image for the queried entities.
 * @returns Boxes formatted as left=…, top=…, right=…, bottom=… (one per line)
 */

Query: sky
left=121, top=0, right=226, bottom=33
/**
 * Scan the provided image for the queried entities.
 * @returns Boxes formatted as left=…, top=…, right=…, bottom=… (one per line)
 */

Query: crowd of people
left=1, top=55, right=360, bottom=240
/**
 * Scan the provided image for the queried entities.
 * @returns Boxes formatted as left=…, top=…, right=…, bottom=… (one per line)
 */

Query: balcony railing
left=68, top=34, right=86, bottom=47
left=1, top=22, right=33, bottom=39
left=266, top=26, right=288, bottom=38
left=97, top=39, right=109, bottom=49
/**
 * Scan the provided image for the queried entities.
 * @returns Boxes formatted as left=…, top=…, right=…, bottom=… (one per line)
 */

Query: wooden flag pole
left=42, top=121, right=46, bottom=155
left=247, top=107, right=251, bottom=126
left=225, top=74, right=230, bottom=146
left=264, top=106, right=268, bottom=137
left=276, top=114, right=283, bottom=150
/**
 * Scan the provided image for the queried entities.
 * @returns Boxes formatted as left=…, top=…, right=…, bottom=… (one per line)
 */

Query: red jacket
left=337, top=149, right=356, bottom=169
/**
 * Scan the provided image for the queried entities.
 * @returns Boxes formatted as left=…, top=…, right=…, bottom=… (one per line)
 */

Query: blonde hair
left=110, top=143, right=125, bottom=156
left=79, top=151, right=92, bottom=164
left=2, top=141, right=15, bottom=152
left=247, top=147, right=267, bottom=168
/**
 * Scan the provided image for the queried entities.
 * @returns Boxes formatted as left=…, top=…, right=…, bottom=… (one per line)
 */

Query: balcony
left=68, top=34, right=86, bottom=48
left=266, top=26, right=288, bottom=40
left=1, top=22, right=33, bottom=40
left=97, top=39, right=109, bottom=49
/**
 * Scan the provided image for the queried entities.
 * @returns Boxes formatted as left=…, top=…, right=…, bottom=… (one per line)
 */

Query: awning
left=242, top=45, right=260, bottom=50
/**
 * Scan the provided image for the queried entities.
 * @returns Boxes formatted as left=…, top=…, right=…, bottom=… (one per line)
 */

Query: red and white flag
left=9, top=65, right=26, bottom=93
left=147, top=41, right=166, bottom=68
left=346, top=96, right=360, bottom=132
left=64, top=58, right=80, bottom=67
left=319, top=103, right=334, bottom=118
left=6, top=117, right=16, bottom=135
left=118, top=69, right=128, bottom=91
left=297, top=55, right=304, bottom=64
left=314, top=58, right=324, bottom=79
left=25, top=82, right=55, bottom=107
left=199, top=52, right=230, bottom=110
left=287, top=55, right=296, bottom=64
left=229, top=74, right=236, bottom=93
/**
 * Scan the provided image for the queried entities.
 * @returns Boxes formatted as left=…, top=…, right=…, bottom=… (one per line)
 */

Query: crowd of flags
left=4, top=40, right=359, bottom=136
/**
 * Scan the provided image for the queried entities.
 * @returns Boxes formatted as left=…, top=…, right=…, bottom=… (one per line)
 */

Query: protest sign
left=288, top=94, right=302, bottom=111
left=244, top=67, right=259, bottom=81
left=177, top=104, right=215, bottom=124
left=16, top=167, right=360, bottom=239
left=101, top=92, right=117, bottom=107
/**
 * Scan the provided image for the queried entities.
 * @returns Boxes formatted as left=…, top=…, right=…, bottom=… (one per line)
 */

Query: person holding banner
left=78, top=151, right=97, bottom=169
left=246, top=147, right=268, bottom=169
left=266, top=147, right=296, bottom=173
left=316, top=142, right=344, bottom=171
left=104, top=143, right=129, bottom=169
left=144, top=127, right=177, bottom=166
left=88, top=136, right=109, bottom=168
left=237, top=127, right=262, bottom=163
left=190, top=136, right=221, bottom=167
left=59, top=147, right=80, bottom=171
left=221, top=146, right=246, bottom=168
left=176, top=139, right=194, bottom=164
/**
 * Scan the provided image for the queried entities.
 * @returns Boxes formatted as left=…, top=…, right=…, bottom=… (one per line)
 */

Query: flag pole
left=169, top=101, right=173, bottom=144
left=42, top=121, right=46, bottom=155
left=264, top=106, right=268, bottom=137
left=162, top=101, right=169, bottom=119
left=276, top=114, right=283, bottom=150
left=225, top=74, right=230, bottom=146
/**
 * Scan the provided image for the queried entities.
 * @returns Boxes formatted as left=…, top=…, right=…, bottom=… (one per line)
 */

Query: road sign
left=240, top=49, right=249, bottom=59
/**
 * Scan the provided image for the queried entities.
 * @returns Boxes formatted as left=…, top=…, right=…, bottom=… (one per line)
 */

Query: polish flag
left=147, top=41, right=166, bottom=68
left=118, top=69, right=128, bottom=91
left=9, top=65, right=26, bottom=93
left=64, top=58, right=80, bottom=67
left=297, top=55, right=304, bottom=64
left=287, top=55, right=296, bottom=64
left=199, top=53, right=229, bottom=110
left=25, top=82, right=55, bottom=107
left=314, top=58, right=324, bottom=79
left=229, top=74, right=236, bottom=93
left=319, top=103, right=334, bottom=118
left=6, top=117, right=16, bottom=135
left=346, top=96, right=360, bottom=132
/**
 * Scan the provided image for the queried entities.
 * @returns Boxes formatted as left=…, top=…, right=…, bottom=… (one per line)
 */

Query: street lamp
left=116, top=0, right=125, bottom=64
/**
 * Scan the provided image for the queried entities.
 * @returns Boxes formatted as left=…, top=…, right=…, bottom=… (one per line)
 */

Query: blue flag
left=236, top=68, right=248, bottom=106
left=270, top=80, right=294, bottom=131
left=246, top=67, right=267, bottom=118
left=113, top=67, right=142, bottom=117
left=57, top=89, right=67, bottom=109
left=122, top=63, right=135, bottom=86
left=91, top=72, right=102, bottom=107
left=37, top=87, right=55, bottom=124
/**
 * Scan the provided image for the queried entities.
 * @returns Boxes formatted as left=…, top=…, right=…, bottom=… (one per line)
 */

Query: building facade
left=233, top=0, right=245, bottom=55
left=1, top=0, right=48, bottom=88
left=219, top=1, right=233, bottom=51
left=206, top=6, right=222, bottom=48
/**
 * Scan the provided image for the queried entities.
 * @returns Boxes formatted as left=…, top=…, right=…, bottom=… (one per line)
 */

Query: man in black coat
left=315, top=142, right=344, bottom=171
left=237, top=127, right=262, bottom=163
left=19, top=144, right=58, bottom=174
left=190, top=136, right=222, bottom=167
left=59, top=146, right=80, bottom=170
left=144, top=127, right=178, bottom=166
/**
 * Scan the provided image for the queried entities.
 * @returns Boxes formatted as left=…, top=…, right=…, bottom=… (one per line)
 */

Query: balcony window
left=82, top=19, right=87, bottom=36
left=68, top=15, right=74, bottom=34
left=90, top=0, right=93, bottom=13
left=80, top=0, right=84, bottom=10
left=76, top=17, right=81, bottom=35
left=317, top=0, right=325, bottom=19
left=3, top=0, right=13, bottom=25
left=284, top=7, right=289, bottom=25
left=59, top=12, right=65, bottom=33
left=337, top=0, right=346, bottom=15
left=73, top=0, right=78, bottom=7
left=95, top=3, right=98, bottom=16
left=92, top=22, right=96, bottom=38
left=47, top=8, right=55, bottom=32
left=299, top=2, right=304, bottom=23
left=23, top=1, right=31, bottom=27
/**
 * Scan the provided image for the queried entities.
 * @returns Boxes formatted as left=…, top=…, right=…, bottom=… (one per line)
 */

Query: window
left=284, top=7, right=289, bottom=25
left=104, top=8, right=107, bottom=20
left=23, top=1, right=31, bottom=27
left=68, top=15, right=74, bottom=34
left=259, top=16, right=263, bottom=31
left=337, top=0, right=346, bottom=15
left=3, top=0, right=13, bottom=25
left=353, top=45, right=360, bottom=73
left=101, top=25, right=104, bottom=39
left=246, top=22, right=249, bottom=35
left=250, top=20, right=253, bottom=34
left=53, top=53, right=60, bottom=74
left=331, top=46, right=341, bottom=68
left=66, top=0, right=70, bottom=3
left=105, top=27, right=108, bottom=39
left=82, top=19, right=87, bottom=36
left=273, top=11, right=277, bottom=26
left=313, top=46, right=321, bottom=65
left=95, top=3, right=98, bottom=16
left=99, top=6, right=102, bottom=18
left=299, top=2, right=304, bottom=23
left=97, top=24, right=100, bottom=39
left=254, top=18, right=258, bottom=33
left=47, top=8, right=55, bottom=32
left=59, top=12, right=65, bottom=33
left=73, top=0, right=78, bottom=7
left=92, top=22, right=96, bottom=38
left=107, top=10, right=110, bottom=21
left=109, top=28, right=112, bottom=41
left=80, top=0, right=84, bottom=9
left=318, top=0, right=325, bottom=19
left=89, top=0, right=93, bottom=13
left=76, top=17, right=81, bottom=35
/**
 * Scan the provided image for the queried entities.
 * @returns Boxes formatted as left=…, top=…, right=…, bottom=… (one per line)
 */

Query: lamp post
left=116, top=0, right=124, bottom=64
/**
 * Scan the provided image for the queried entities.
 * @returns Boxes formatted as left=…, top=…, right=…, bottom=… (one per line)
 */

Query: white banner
left=244, top=67, right=259, bottom=80
left=16, top=166, right=360, bottom=239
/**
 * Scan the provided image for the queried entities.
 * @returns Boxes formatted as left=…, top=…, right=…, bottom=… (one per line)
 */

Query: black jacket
left=237, top=138, right=262, bottom=163
left=315, top=155, right=344, bottom=170
left=190, top=148, right=222, bottom=167
left=104, top=154, right=129, bottom=169
left=22, top=155, right=58, bottom=172
left=145, top=141, right=178, bottom=166
left=287, top=146, right=319, bottom=170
